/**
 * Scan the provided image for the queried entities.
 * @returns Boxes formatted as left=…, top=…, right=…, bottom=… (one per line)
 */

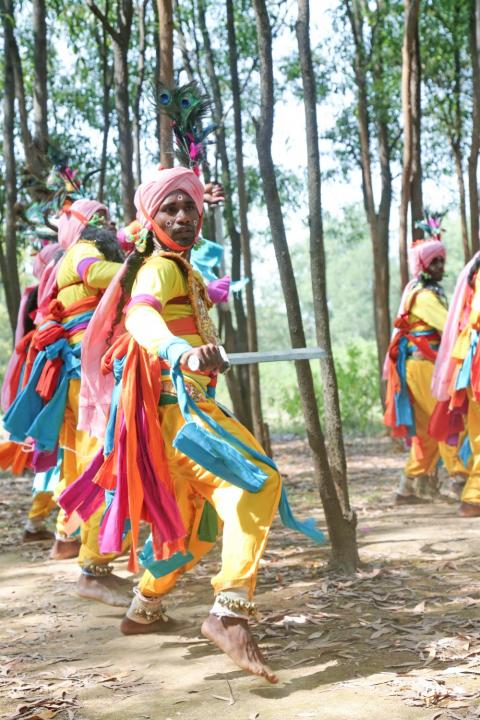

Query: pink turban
left=409, top=239, right=446, bottom=278
left=134, top=167, right=204, bottom=228
left=32, top=242, right=60, bottom=281
left=57, top=199, right=108, bottom=251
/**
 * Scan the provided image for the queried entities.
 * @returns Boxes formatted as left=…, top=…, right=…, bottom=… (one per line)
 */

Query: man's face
left=154, top=191, right=200, bottom=248
left=426, top=255, right=445, bottom=282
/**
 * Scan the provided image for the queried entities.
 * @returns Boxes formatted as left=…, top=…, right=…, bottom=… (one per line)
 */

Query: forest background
left=0, top=0, right=477, bottom=439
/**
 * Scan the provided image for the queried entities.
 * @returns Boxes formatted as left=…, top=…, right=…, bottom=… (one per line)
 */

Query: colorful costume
left=431, top=251, right=480, bottom=511
left=61, top=167, right=324, bottom=624
left=0, top=243, right=62, bottom=536
left=4, top=199, right=126, bottom=567
left=384, top=238, right=466, bottom=501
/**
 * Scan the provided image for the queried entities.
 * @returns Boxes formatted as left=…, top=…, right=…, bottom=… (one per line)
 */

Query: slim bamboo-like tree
left=469, top=0, right=480, bottom=256
left=344, top=0, right=392, bottom=389
left=87, top=0, right=136, bottom=220
left=225, top=0, right=268, bottom=448
left=253, top=0, right=358, bottom=571
left=399, top=0, right=421, bottom=289
left=296, top=0, right=351, bottom=512
left=1, top=0, right=22, bottom=333
left=157, top=0, right=174, bottom=167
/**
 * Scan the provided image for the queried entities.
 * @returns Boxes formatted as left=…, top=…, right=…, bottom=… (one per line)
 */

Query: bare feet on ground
left=201, top=614, right=278, bottom=684
left=22, top=528, right=55, bottom=542
left=50, top=539, right=80, bottom=559
left=120, top=615, right=179, bottom=635
left=77, top=573, right=133, bottom=607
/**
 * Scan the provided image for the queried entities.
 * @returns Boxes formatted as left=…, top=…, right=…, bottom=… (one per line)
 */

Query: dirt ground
left=2, top=436, right=480, bottom=720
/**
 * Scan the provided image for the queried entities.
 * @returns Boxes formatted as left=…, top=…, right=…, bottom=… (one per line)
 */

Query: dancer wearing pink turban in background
left=384, top=220, right=467, bottom=505
left=0, top=242, right=61, bottom=541
left=430, top=246, right=480, bottom=517
left=2, top=198, right=135, bottom=607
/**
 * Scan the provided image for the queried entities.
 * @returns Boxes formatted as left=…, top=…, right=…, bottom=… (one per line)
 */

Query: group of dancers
left=1, top=163, right=328, bottom=684
left=385, top=211, right=480, bottom=515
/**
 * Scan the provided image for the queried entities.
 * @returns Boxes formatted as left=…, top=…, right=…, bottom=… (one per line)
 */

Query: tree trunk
left=132, top=0, right=147, bottom=185
left=94, top=11, right=112, bottom=203
left=453, top=142, right=470, bottom=263
left=410, top=17, right=423, bottom=239
left=32, top=0, right=48, bottom=154
left=399, top=0, right=420, bottom=289
left=157, top=0, right=174, bottom=167
left=87, top=0, right=136, bottom=220
left=225, top=0, right=267, bottom=447
left=112, top=40, right=136, bottom=220
left=253, top=0, right=358, bottom=572
left=345, top=0, right=391, bottom=392
left=197, top=0, right=253, bottom=431
left=469, top=0, right=480, bottom=256
left=2, top=1, right=22, bottom=334
left=296, top=0, right=355, bottom=516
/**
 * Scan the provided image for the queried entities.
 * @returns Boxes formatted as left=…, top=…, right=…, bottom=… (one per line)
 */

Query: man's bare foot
left=23, top=528, right=55, bottom=542
left=77, top=573, right=133, bottom=607
left=120, top=615, right=178, bottom=635
left=201, top=614, right=278, bottom=684
left=50, top=539, right=80, bottom=559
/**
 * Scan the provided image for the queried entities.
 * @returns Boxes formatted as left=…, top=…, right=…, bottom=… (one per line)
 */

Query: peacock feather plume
left=157, top=81, right=216, bottom=172
left=415, top=208, right=446, bottom=240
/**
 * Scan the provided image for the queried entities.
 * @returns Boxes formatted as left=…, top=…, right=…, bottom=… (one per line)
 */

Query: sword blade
left=225, top=347, right=326, bottom=366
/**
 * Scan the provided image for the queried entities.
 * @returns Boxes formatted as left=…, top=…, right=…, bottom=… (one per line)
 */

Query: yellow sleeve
left=69, top=241, right=122, bottom=290
left=469, top=274, right=480, bottom=328
left=410, top=289, right=447, bottom=333
left=125, top=257, right=186, bottom=355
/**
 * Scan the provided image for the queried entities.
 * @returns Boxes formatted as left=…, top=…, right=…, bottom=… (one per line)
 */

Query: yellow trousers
left=461, top=392, right=480, bottom=504
left=404, top=360, right=466, bottom=478
left=27, top=491, right=57, bottom=523
left=56, top=378, right=118, bottom=567
left=139, top=399, right=282, bottom=601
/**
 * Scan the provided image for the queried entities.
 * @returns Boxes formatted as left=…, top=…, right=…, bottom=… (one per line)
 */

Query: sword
left=187, top=346, right=326, bottom=373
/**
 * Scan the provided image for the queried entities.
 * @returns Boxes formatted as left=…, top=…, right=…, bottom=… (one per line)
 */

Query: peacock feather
left=157, top=81, right=216, bottom=171
left=414, top=207, right=446, bottom=240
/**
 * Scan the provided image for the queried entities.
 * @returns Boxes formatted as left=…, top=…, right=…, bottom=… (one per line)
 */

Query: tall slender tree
left=399, top=0, right=420, bottom=288
left=1, top=0, right=22, bottom=332
left=253, top=0, right=358, bottom=571
left=157, top=0, right=174, bottom=167
left=87, top=0, right=136, bottom=220
left=469, top=0, right=480, bottom=256
left=343, top=0, right=394, bottom=389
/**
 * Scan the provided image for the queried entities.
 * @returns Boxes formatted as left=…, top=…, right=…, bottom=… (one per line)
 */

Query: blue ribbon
left=456, top=330, right=479, bottom=391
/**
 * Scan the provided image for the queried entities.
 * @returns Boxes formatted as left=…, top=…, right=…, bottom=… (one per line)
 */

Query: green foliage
left=219, top=339, right=382, bottom=437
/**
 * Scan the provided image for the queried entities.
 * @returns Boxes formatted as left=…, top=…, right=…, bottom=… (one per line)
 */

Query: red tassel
left=36, top=357, right=63, bottom=402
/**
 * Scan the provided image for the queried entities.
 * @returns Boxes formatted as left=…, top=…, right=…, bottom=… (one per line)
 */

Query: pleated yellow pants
left=56, top=378, right=119, bottom=567
left=404, top=360, right=466, bottom=478
left=139, top=398, right=282, bottom=601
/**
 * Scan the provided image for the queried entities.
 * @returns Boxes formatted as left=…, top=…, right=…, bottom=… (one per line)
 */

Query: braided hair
left=79, top=225, right=125, bottom=263
left=107, top=231, right=155, bottom=344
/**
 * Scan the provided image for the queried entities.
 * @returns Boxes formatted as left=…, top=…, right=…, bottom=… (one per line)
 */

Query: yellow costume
left=55, top=240, right=122, bottom=567
left=125, top=255, right=282, bottom=601
left=398, top=286, right=466, bottom=498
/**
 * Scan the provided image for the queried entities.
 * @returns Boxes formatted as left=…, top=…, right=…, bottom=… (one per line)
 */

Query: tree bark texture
left=399, top=0, right=420, bottom=290
left=345, top=0, right=391, bottom=392
left=87, top=0, right=136, bottom=221
left=469, top=0, right=480, bottom=256
left=157, top=0, right=174, bottom=167
left=296, top=0, right=353, bottom=517
left=2, top=1, right=22, bottom=334
left=225, top=0, right=268, bottom=447
left=32, top=0, right=49, bottom=154
left=197, top=0, right=254, bottom=432
left=132, top=0, right=147, bottom=185
left=410, top=19, right=423, bottom=239
left=253, top=0, right=359, bottom=572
